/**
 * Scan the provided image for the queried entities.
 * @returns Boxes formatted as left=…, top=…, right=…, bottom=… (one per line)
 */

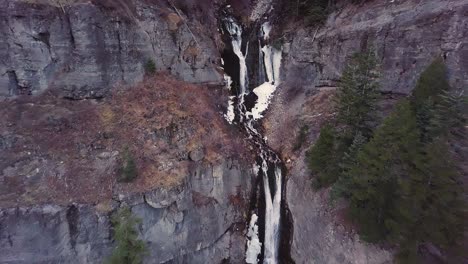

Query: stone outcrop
left=283, top=0, right=467, bottom=95
left=0, top=74, right=254, bottom=263
left=0, top=0, right=223, bottom=99
left=1, top=160, right=252, bottom=264
left=264, top=0, right=468, bottom=263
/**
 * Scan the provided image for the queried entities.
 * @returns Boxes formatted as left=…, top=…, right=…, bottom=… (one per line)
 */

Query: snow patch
left=224, top=96, right=235, bottom=124
left=248, top=82, right=276, bottom=120
left=261, top=22, right=272, bottom=40
left=247, top=38, right=282, bottom=120
left=224, top=74, right=232, bottom=90
left=246, top=214, right=262, bottom=264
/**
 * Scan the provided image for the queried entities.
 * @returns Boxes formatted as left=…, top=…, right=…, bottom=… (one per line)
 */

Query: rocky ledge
left=0, top=74, right=254, bottom=263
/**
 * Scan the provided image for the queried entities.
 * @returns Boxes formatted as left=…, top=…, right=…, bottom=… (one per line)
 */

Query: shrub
left=144, top=59, right=156, bottom=75
left=282, top=0, right=332, bottom=26
left=105, top=207, right=147, bottom=264
left=118, top=147, right=137, bottom=182
left=293, top=124, right=309, bottom=151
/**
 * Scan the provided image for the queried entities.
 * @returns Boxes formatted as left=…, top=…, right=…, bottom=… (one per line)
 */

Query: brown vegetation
left=0, top=73, right=250, bottom=207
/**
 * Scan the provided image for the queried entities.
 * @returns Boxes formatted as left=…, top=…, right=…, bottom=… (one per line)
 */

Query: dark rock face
left=285, top=0, right=468, bottom=94
left=0, top=160, right=252, bottom=264
left=0, top=0, right=223, bottom=99
left=264, top=0, right=468, bottom=263
left=0, top=73, right=253, bottom=263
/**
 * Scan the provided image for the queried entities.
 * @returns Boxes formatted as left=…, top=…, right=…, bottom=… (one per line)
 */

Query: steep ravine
left=219, top=10, right=294, bottom=264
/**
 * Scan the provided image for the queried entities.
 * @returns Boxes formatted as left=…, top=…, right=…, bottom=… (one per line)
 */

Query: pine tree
left=306, top=124, right=340, bottom=189
left=428, top=90, right=466, bottom=140
left=344, top=59, right=467, bottom=261
left=284, top=0, right=332, bottom=25
left=330, top=132, right=366, bottom=201
left=307, top=50, right=380, bottom=190
left=346, top=100, right=423, bottom=243
left=106, top=207, right=147, bottom=264
left=335, top=50, right=380, bottom=138
left=411, top=58, right=451, bottom=142
left=416, top=140, right=465, bottom=246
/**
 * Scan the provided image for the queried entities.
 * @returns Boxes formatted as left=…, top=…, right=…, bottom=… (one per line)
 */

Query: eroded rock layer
left=0, top=0, right=223, bottom=99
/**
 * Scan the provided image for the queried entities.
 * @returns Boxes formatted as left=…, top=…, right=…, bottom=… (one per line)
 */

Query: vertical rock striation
left=0, top=0, right=223, bottom=99
left=0, top=160, right=253, bottom=264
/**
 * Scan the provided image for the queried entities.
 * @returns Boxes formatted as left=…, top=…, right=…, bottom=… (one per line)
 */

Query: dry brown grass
left=0, top=73, right=251, bottom=207
left=166, top=12, right=182, bottom=31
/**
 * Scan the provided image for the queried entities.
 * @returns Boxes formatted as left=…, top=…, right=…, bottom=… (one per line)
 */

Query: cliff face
left=0, top=74, right=254, bottom=263
left=265, top=0, right=468, bottom=263
left=2, top=0, right=467, bottom=263
left=282, top=0, right=467, bottom=95
left=1, top=161, right=250, bottom=264
left=0, top=0, right=223, bottom=99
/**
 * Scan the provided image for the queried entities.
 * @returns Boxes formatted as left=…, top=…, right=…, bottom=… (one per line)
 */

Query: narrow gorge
left=220, top=11, right=291, bottom=264
left=0, top=0, right=467, bottom=263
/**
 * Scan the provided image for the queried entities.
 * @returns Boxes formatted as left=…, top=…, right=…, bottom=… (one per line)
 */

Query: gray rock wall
left=0, top=159, right=252, bottom=264
left=285, top=0, right=468, bottom=94
left=266, top=0, right=468, bottom=263
left=0, top=0, right=223, bottom=99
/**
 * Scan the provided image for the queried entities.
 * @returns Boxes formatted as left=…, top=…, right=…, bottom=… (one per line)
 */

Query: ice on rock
left=246, top=214, right=262, bottom=264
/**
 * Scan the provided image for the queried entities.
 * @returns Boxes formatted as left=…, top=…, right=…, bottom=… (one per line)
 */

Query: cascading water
left=224, top=17, right=249, bottom=111
left=221, top=14, right=287, bottom=264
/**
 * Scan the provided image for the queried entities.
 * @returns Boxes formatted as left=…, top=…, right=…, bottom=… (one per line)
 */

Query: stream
left=220, top=11, right=291, bottom=264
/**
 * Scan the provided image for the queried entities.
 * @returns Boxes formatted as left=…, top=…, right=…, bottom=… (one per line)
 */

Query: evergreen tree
left=306, top=124, right=340, bottom=189
left=411, top=58, right=451, bottom=142
left=346, top=100, right=423, bottom=243
left=106, top=207, right=147, bottom=264
left=307, top=50, right=380, bottom=190
left=428, top=90, right=466, bottom=140
left=335, top=50, right=380, bottom=138
left=344, top=59, right=466, bottom=262
left=119, top=147, right=138, bottom=183
left=283, top=0, right=332, bottom=26
left=331, top=131, right=366, bottom=200
left=416, top=140, right=465, bottom=245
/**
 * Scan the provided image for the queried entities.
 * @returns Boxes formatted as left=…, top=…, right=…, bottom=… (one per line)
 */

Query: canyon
left=0, top=0, right=467, bottom=263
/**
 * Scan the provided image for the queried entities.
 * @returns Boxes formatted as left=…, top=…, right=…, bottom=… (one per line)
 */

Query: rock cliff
left=0, top=0, right=223, bottom=99
left=264, top=0, right=467, bottom=263
left=1, top=0, right=467, bottom=263
left=1, top=161, right=251, bottom=264
left=0, top=74, right=254, bottom=263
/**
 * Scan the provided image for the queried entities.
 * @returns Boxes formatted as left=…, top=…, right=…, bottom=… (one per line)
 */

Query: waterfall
left=221, top=16, right=284, bottom=264
left=248, top=22, right=282, bottom=120
left=224, top=18, right=248, bottom=95
left=258, top=40, right=266, bottom=84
